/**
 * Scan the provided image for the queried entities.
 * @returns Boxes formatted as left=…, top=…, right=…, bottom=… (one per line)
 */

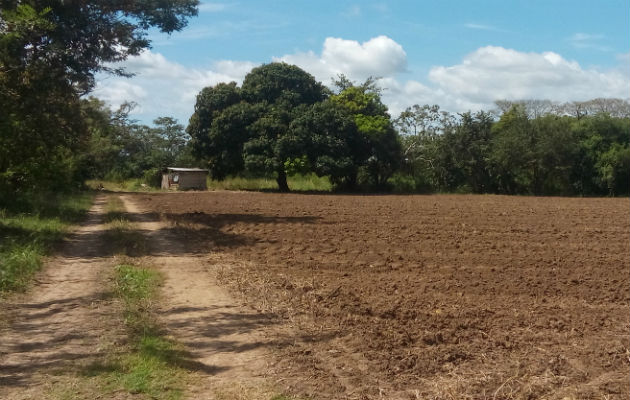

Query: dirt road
left=120, top=195, right=278, bottom=398
left=0, top=195, right=118, bottom=399
left=0, top=194, right=280, bottom=399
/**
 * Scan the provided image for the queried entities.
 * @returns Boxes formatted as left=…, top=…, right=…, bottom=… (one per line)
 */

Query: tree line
left=395, top=101, right=629, bottom=196
left=188, top=63, right=630, bottom=196
left=186, top=65, right=401, bottom=191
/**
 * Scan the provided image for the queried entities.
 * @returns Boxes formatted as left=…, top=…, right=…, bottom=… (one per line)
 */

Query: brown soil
left=0, top=195, right=120, bottom=399
left=132, top=191, right=630, bottom=400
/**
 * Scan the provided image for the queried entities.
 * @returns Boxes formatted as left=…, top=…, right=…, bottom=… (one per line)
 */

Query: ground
left=1, top=192, right=628, bottom=399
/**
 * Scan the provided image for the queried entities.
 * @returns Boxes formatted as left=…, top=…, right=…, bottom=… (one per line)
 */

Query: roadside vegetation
left=0, top=192, right=93, bottom=294
left=48, top=197, right=301, bottom=400
left=88, top=173, right=332, bottom=193
left=86, top=179, right=160, bottom=193
left=206, top=173, right=332, bottom=192
left=106, top=263, right=186, bottom=400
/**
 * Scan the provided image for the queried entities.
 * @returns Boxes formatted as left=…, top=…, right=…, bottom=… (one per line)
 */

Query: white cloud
left=464, top=23, right=505, bottom=32
left=426, top=46, right=628, bottom=110
left=276, top=40, right=627, bottom=116
left=616, top=51, right=630, bottom=64
left=93, top=80, right=148, bottom=113
left=274, top=36, right=407, bottom=84
left=198, top=2, right=227, bottom=12
left=92, top=40, right=629, bottom=125
left=93, top=51, right=254, bottom=123
left=568, top=32, right=610, bottom=51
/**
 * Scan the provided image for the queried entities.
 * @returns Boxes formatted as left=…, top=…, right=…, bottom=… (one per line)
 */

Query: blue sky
left=93, top=0, right=629, bottom=125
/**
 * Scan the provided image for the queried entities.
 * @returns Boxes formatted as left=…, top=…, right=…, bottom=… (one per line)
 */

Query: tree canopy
left=2, top=0, right=628, bottom=199
left=0, top=0, right=198, bottom=195
left=189, top=63, right=333, bottom=191
left=330, top=78, right=402, bottom=189
left=188, top=67, right=406, bottom=192
left=393, top=100, right=630, bottom=196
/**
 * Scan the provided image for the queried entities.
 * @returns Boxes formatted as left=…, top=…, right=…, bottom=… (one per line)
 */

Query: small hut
left=161, top=167, right=208, bottom=190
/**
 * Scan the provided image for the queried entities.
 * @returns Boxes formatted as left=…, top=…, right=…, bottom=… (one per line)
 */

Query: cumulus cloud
left=93, top=39, right=629, bottom=124
left=93, top=51, right=255, bottom=123
left=94, top=80, right=147, bottom=108
left=274, top=36, right=407, bottom=84
left=426, top=46, right=628, bottom=110
left=279, top=40, right=628, bottom=116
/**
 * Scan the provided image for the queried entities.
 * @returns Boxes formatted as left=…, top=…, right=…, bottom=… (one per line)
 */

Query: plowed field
left=133, top=192, right=629, bottom=399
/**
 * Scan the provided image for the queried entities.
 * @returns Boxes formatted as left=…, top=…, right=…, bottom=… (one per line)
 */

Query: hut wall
left=178, top=172, right=207, bottom=190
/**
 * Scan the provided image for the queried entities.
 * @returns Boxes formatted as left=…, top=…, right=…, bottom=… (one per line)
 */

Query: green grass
left=97, top=264, right=185, bottom=400
left=86, top=179, right=158, bottom=192
left=88, top=172, right=332, bottom=193
left=0, top=192, right=93, bottom=293
left=207, top=173, right=332, bottom=192
left=115, top=264, right=160, bottom=305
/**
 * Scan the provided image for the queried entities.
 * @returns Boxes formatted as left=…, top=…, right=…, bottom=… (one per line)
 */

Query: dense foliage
left=0, top=0, right=198, bottom=198
left=82, top=98, right=194, bottom=185
left=188, top=65, right=403, bottom=191
left=190, top=65, right=628, bottom=195
left=397, top=101, right=630, bottom=196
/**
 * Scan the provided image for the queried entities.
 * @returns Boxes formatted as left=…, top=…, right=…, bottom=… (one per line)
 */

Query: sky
left=92, top=0, right=630, bottom=125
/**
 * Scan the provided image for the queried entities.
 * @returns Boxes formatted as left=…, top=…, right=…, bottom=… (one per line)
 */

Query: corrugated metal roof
left=165, top=167, right=208, bottom=172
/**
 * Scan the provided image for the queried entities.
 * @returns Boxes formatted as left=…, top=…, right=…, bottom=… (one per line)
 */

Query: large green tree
left=1, top=0, right=198, bottom=91
left=0, top=0, right=198, bottom=193
left=189, top=63, right=327, bottom=191
left=432, top=111, right=493, bottom=193
left=290, top=100, right=367, bottom=189
left=241, top=63, right=326, bottom=191
left=571, top=113, right=630, bottom=195
left=330, top=78, right=402, bottom=189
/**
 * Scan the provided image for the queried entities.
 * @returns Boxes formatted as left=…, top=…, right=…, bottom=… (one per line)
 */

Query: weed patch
left=207, top=173, right=332, bottom=192
left=66, top=264, right=187, bottom=400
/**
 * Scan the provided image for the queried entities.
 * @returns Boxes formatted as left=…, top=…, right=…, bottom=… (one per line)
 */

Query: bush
left=389, top=172, right=416, bottom=193
left=142, top=168, right=163, bottom=188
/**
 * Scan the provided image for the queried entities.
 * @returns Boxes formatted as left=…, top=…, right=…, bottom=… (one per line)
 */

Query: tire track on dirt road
left=0, top=195, right=119, bottom=400
left=120, top=195, right=279, bottom=399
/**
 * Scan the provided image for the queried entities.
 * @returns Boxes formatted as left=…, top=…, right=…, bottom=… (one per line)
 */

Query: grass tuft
left=207, top=173, right=332, bottom=192
left=115, top=264, right=160, bottom=304
left=86, top=179, right=159, bottom=192
left=108, top=263, right=185, bottom=400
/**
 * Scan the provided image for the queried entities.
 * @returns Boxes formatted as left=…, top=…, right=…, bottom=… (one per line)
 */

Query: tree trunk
left=276, top=167, right=290, bottom=192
